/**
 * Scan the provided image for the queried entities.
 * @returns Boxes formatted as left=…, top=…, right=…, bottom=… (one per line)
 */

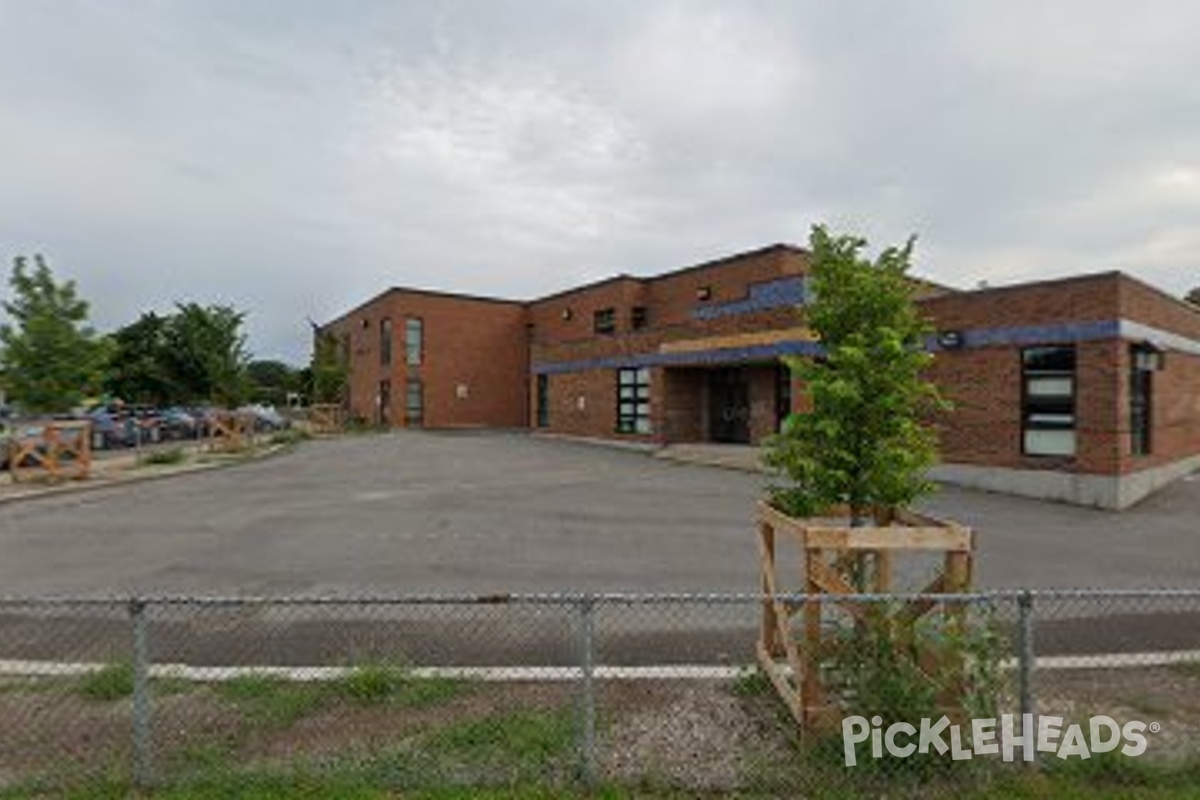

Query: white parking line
left=1, top=651, right=1198, bottom=683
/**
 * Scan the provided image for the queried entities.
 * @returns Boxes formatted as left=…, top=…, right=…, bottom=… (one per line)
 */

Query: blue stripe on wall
left=691, top=277, right=807, bottom=321
left=532, top=318, right=1127, bottom=375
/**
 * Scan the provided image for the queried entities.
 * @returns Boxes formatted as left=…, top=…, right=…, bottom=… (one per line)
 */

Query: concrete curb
left=0, top=442, right=297, bottom=507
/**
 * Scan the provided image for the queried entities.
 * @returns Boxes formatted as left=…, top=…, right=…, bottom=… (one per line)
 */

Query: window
left=378, top=379, right=391, bottom=426
left=1130, top=345, right=1155, bottom=456
left=616, top=367, right=651, bottom=434
left=1022, top=346, right=1076, bottom=457
left=696, top=285, right=712, bottom=301
left=380, top=319, right=392, bottom=366
left=594, top=308, right=616, bottom=335
left=536, top=374, right=549, bottom=428
left=776, top=363, right=792, bottom=429
left=631, top=306, right=648, bottom=330
left=405, top=318, right=423, bottom=366
left=405, top=378, right=423, bottom=426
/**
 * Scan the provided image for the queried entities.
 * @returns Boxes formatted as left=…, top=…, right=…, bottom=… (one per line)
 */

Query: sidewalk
left=0, top=440, right=285, bottom=505
left=654, top=443, right=765, bottom=473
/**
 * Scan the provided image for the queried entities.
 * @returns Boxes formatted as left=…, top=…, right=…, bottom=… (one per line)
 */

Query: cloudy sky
left=1, top=1, right=1198, bottom=363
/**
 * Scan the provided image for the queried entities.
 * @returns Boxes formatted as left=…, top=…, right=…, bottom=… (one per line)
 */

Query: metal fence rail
left=0, top=589, right=1198, bottom=796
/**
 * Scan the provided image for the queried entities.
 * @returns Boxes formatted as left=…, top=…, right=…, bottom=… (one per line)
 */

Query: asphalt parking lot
left=0, top=431, right=1198, bottom=665
left=0, top=430, right=1198, bottom=596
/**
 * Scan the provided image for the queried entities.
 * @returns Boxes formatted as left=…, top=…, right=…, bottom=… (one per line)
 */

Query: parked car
left=86, top=408, right=132, bottom=450
left=238, top=404, right=287, bottom=432
left=160, top=407, right=198, bottom=440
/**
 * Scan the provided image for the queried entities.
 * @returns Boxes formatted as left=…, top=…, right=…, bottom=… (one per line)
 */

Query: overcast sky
left=1, top=1, right=1198, bottom=363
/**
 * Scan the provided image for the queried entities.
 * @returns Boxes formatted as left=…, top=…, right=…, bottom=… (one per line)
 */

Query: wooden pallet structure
left=307, top=404, right=345, bottom=435
left=207, top=411, right=255, bottom=453
left=756, top=500, right=973, bottom=733
left=9, top=421, right=93, bottom=483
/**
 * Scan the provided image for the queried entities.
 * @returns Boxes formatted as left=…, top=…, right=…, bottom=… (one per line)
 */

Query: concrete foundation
left=931, top=456, right=1200, bottom=510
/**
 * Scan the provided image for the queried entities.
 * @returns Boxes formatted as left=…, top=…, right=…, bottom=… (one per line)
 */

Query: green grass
left=212, top=673, right=331, bottom=728
left=76, top=662, right=134, bottom=701
left=268, top=428, right=312, bottom=446
left=334, top=663, right=470, bottom=707
left=423, top=708, right=576, bottom=773
left=7, top=749, right=1200, bottom=800
left=139, top=446, right=188, bottom=466
left=731, top=666, right=771, bottom=697
left=1168, top=661, right=1200, bottom=679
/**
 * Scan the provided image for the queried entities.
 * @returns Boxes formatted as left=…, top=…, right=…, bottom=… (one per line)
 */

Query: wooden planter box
left=756, top=500, right=974, bottom=732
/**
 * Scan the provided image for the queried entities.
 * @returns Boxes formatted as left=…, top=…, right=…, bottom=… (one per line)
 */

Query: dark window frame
left=630, top=306, right=648, bottom=331
left=405, top=317, right=423, bottom=367
left=776, top=363, right=792, bottom=429
left=378, top=378, right=391, bottom=426
left=1020, top=345, right=1077, bottom=458
left=594, top=308, right=616, bottom=335
left=1130, top=345, right=1154, bottom=457
left=405, top=377, right=423, bottom=426
left=616, top=367, right=651, bottom=434
left=380, top=318, right=392, bottom=366
left=536, top=374, right=549, bottom=428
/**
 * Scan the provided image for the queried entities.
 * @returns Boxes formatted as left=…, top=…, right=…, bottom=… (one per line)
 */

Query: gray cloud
left=1, top=0, right=1197, bottom=362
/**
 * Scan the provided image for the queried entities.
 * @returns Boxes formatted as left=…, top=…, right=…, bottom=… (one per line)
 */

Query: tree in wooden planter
left=759, top=225, right=984, bottom=734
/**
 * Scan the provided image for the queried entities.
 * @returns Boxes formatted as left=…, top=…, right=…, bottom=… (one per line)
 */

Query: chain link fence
left=0, top=590, right=1198, bottom=796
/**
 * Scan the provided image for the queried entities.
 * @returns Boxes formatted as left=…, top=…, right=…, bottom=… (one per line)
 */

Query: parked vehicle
left=160, top=407, right=198, bottom=440
left=238, top=404, right=288, bottom=432
left=86, top=408, right=132, bottom=450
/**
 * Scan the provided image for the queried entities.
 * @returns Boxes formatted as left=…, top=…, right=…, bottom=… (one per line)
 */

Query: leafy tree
left=161, top=303, right=250, bottom=406
left=308, top=329, right=347, bottom=404
left=763, top=226, right=946, bottom=525
left=104, top=312, right=173, bottom=405
left=0, top=255, right=110, bottom=413
left=1186, top=287, right=1200, bottom=307
left=246, top=359, right=299, bottom=405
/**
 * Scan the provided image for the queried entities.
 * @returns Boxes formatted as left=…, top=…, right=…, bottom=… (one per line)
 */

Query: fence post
left=130, top=597, right=154, bottom=788
left=576, top=594, right=597, bottom=786
left=1016, top=589, right=1036, bottom=763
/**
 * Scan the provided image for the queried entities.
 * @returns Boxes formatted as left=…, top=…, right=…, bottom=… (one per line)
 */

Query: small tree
left=764, top=226, right=946, bottom=525
left=308, top=329, right=347, bottom=404
left=1186, top=287, right=1200, bottom=307
left=0, top=255, right=110, bottom=413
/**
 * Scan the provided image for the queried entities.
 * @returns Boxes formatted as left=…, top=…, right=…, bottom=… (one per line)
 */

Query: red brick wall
left=920, top=272, right=1122, bottom=330
left=324, top=290, right=529, bottom=429
left=529, top=246, right=809, bottom=368
left=1119, top=274, right=1200, bottom=340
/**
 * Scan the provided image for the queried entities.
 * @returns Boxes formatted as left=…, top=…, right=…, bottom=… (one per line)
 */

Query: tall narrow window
left=630, top=306, right=648, bottom=330
left=1130, top=345, right=1155, bottom=456
left=1021, top=346, right=1076, bottom=457
left=616, top=367, right=651, bottom=434
left=405, top=378, right=423, bottom=426
left=379, top=318, right=392, bottom=366
left=536, top=374, right=549, bottom=428
left=378, top=379, right=391, bottom=426
left=406, top=318, right=423, bottom=366
left=776, top=363, right=792, bottom=430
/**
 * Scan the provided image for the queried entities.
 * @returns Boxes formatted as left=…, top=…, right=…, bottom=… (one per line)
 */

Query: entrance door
left=709, top=368, right=750, bottom=443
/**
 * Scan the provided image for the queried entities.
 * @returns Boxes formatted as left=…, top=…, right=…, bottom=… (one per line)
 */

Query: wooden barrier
left=307, top=404, right=345, bottom=435
left=207, top=411, right=255, bottom=453
left=756, top=501, right=973, bottom=734
left=9, top=421, right=93, bottom=483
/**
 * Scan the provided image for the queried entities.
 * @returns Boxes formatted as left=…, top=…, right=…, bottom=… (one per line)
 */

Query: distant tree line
left=0, top=255, right=341, bottom=414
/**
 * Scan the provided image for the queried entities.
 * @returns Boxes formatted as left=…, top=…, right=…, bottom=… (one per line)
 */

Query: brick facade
left=321, top=246, right=1200, bottom=505
left=321, top=289, right=528, bottom=429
